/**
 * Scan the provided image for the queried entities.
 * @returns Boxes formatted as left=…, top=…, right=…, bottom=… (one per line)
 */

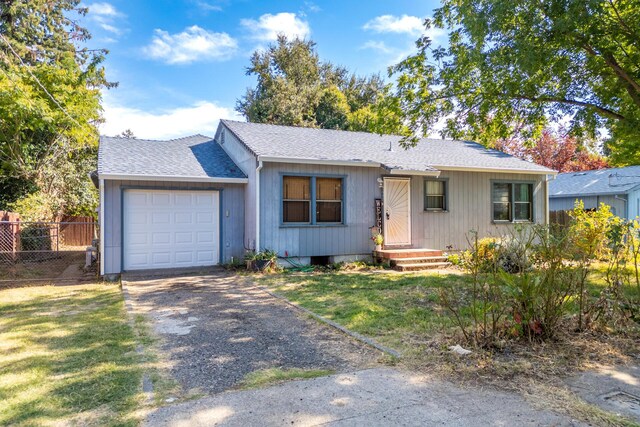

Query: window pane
left=493, top=202, right=511, bottom=221
left=492, top=183, right=511, bottom=203
left=283, top=176, right=310, bottom=200
left=426, top=180, right=444, bottom=196
left=514, top=184, right=531, bottom=202
left=316, top=178, right=342, bottom=201
left=514, top=202, right=531, bottom=221
left=283, top=201, right=310, bottom=222
left=426, top=195, right=445, bottom=210
left=317, top=202, right=341, bottom=222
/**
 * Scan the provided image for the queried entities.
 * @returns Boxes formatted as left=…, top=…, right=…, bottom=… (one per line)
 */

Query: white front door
left=383, top=178, right=411, bottom=246
left=123, top=189, right=220, bottom=271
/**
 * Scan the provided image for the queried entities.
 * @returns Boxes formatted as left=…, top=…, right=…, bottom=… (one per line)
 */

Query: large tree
left=237, top=36, right=408, bottom=135
left=392, top=0, right=640, bottom=164
left=0, top=0, right=111, bottom=218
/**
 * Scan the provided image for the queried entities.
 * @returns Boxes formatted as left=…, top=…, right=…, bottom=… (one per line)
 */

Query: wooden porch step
left=390, top=256, right=448, bottom=265
left=394, top=262, right=451, bottom=272
left=374, top=248, right=443, bottom=259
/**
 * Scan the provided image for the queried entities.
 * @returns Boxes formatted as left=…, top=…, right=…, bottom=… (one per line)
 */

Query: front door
left=383, top=177, right=411, bottom=246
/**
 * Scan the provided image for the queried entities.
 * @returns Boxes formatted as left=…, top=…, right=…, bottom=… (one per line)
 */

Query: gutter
left=258, top=156, right=381, bottom=168
left=255, top=159, right=263, bottom=251
left=98, top=174, right=248, bottom=184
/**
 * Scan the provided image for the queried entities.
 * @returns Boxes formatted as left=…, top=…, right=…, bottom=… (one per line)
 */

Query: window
left=492, top=182, right=533, bottom=222
left=282, top=175, right=344, bottom=225
left=283, top=176, right=311, bottom=223
left=316, top=178, right=342, bottom=222
left=424, top=179, right=447, bottom=211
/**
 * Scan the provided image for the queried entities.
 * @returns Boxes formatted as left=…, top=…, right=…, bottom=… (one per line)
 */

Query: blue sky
left=82, top=0, right=443, bottom=139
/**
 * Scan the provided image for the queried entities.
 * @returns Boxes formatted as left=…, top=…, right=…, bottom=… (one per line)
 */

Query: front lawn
left=0, top=284, right=145, bottom=426
left=259, top=271, right=472, bottom=353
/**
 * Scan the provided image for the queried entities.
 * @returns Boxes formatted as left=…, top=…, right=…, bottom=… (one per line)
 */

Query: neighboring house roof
left=220, top=120, right=555, bottom=175
left=549, top=165, right=640, bottom=198
left=98, top=134, right=247, bottom=182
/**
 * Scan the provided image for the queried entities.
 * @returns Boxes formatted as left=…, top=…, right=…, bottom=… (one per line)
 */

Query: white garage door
left=123, top=189, right=220, bottom=271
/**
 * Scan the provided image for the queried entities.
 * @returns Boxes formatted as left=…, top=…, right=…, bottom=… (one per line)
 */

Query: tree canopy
left=494, top=129, right=609, bottom=173
left=392, top=0, right=640, bottom=164
left=0, top=0, right=111, bottom=218
left=236, top=36, right=408, bottom=135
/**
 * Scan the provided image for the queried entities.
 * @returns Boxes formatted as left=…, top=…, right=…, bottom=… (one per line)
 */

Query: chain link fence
left=0, top=220, right=99, bottom=284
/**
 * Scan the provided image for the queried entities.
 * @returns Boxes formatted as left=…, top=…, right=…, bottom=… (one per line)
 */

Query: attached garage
left=123, top=189, right=220, bottom=270
left=98, top=134, right=248, bottom=278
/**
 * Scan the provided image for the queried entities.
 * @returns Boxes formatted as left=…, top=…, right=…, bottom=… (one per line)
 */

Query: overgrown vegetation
left=441, top=202, right=640, bottom=349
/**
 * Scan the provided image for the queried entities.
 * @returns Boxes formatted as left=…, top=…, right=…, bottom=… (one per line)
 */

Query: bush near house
left=441, top=203, right=640, bottom=349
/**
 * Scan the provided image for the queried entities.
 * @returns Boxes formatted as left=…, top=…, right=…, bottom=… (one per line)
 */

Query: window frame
left=491, top=180, right=535, bottom=223
left=280, top=173, right=346, bottom=227
left=423, top=178, right=449, bottom=212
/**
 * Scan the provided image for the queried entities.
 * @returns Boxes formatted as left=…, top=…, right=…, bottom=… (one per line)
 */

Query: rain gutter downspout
left=255, top=159, right=263, bottom=251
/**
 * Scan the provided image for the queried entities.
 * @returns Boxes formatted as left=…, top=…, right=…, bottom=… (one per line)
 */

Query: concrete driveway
left=122, top=271, right=380, bottom=395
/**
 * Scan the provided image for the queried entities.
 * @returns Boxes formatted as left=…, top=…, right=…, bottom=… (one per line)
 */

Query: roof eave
left=98, top=173, right=248, bottom=184
left=258, top=156, right=382, bottom=168
left=432, top=165, right=557, bottom=175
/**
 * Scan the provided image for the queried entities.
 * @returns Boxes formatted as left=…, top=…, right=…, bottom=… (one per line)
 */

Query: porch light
left=377, top=177, right=384, bottom=188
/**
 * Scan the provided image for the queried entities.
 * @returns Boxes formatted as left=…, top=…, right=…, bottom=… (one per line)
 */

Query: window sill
left=280, top=223, right=347, bottom=228
left=492, top=220, right=534, bottom=224
left=423, top=209, right=449, bottom=213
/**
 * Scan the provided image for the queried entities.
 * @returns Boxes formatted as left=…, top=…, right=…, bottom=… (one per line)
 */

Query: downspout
left=255, top=159, right=263, bottom=251
left=99, top=178, right=105, bottom=276
left=545, top=174, right=555, bottom=225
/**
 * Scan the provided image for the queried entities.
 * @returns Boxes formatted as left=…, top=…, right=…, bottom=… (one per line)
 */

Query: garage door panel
left=175, top=212, right=193, bottom=223
left=123, top=189, right=219, bottom=271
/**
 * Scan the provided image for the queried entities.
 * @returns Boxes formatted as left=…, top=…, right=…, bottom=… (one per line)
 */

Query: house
left=97, top=120, right=556, bottom=278
left=549, top=166, right=640, bottom=220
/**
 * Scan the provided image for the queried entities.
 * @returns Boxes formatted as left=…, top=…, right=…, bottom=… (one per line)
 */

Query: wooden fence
left=549, top=210, right=571, bottom=227
left=58, top=215, right=96, bottom=246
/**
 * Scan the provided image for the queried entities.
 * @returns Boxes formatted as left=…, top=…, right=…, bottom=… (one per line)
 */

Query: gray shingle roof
left=98, top=134, right=247, bottom=179
left=549, top=166, right=640, bottom=198
left=221, top=120, right=555, bottom=174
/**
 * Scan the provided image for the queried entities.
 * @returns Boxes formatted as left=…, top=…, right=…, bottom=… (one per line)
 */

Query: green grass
left=240, top=368, right=334, bottom=390
left=259, top=271, right=472, bottom=352
left=0, top=284, right=145, bottom=426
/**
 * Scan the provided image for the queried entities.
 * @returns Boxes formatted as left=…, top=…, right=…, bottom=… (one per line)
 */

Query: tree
left=392, top=0, right=640, bottom=164
left=236, top=36, right=408, bottom=135
left=120, top=129, right=136, bottom=138
left=494, top=130, right=609, bottom=173
left=0, top=0, right=111, bottom=218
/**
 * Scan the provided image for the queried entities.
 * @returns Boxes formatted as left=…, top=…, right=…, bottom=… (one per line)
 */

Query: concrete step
left=394, top=262, right=451, bottom=272
left=390, top=256, right=448, bottom=266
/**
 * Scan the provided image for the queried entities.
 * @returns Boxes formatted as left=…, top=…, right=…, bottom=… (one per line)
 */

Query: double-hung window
left=282, top=175, right=344, bottom=225
left=492, top=182, right=533, bottom=222
left=424, top=179, right=447, bottom=211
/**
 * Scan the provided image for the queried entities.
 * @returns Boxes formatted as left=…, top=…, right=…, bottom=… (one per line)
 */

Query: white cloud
left=87, top=2, right=125, bottom=35
left=193, top=1, right=222, bottom=12
left=241, top=12, right=310, bottom=41
left=100, top=98, right=243, bottom=139
left=363, top=14, right=425, bottom=36
left=144, top=26, right=237, bottom=64
left=360, top=40, right=393, bottom=54
left=89, top=2, right=119, bottom=16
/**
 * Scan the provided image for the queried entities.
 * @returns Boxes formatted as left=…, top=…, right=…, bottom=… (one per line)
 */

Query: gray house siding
left=259, top=162, right=381, bottom=258
left=260, top=162, right=549, bottom=257
left=102, top=179, right=245, bottom=275
left=629, top=187, right=640, bottom=220
left=216, top=127, right=258, bottom=250
left=411, top=170, right=547, bottom=251
left=550, top=194, right=628, bottom=218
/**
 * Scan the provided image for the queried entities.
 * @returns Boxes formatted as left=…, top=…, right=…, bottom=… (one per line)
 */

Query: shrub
left=20, top=225, right=53, bottom=251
